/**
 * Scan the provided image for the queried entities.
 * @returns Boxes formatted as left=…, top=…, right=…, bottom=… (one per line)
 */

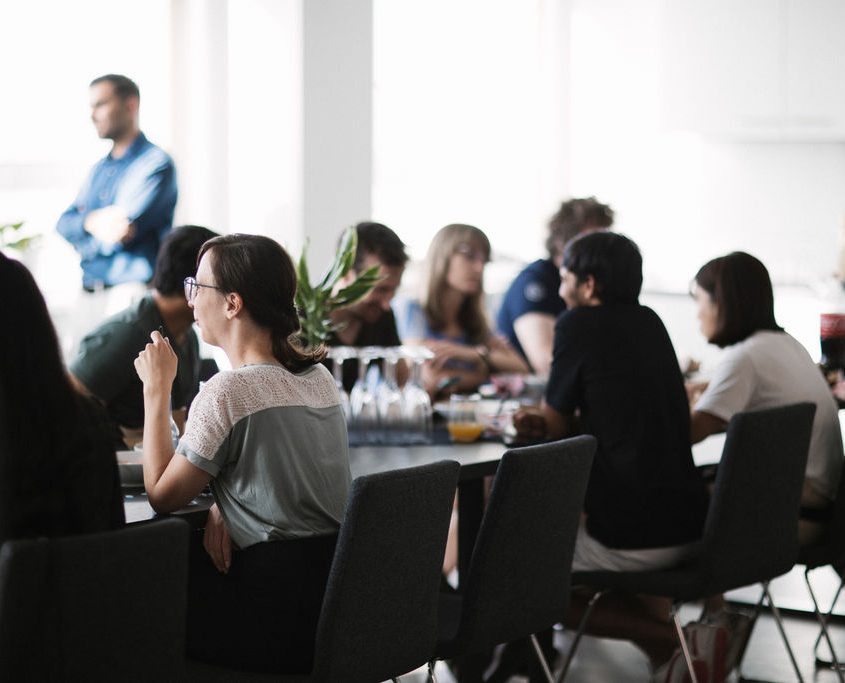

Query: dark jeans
left=187, top=530, right=337, bottom=674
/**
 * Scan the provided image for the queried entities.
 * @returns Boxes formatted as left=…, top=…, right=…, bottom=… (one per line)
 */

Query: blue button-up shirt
left=56, top=132, right=178, bottom=289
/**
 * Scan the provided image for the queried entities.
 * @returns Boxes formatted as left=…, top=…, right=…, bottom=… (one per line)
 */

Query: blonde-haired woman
left=398, top=224, right=528, bottom=398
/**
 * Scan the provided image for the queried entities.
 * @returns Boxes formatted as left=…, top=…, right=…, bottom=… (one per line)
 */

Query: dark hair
left=89, top=74, right=140, bottom=101
left=197, top=234, right=324, bottom=371
left=351, top=221, right=408, bottom=272
left=153, top=225, right=219, bottom=296
left=693, top=252, right=782, bottom=348
left=547, top=196, right=614, bottom=258
left=0, top=255, right=84, bottom=526
left=562, top=231, right=642, bottom=305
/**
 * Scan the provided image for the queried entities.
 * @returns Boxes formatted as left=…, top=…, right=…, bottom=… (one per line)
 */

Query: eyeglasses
left=455, top=243, right=490, bottom=264
left=184, top=276, right=223, bottom=303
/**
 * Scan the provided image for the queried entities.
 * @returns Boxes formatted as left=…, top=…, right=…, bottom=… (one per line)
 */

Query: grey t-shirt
left=70, top=293, right=200, bottom=430
left=177, top=363, right=351, bottom=549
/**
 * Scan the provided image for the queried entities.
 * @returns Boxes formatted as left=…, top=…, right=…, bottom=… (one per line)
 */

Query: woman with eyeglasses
left=0, top=253, right=124, bottom=542
left=135, top=234, right=351, bottom=674
left=397, top=223, right=529, bottom=399
left=690, top=251, right=843, bottom=544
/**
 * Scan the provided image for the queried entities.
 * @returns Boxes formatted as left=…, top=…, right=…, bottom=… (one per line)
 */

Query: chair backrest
left=700, top=402, right=815, bottom=592
left=310, top=460, right=460, bottom=683
left=0, top=517, right=189, bottom=681
left=452, top=436, right=595, bottom=654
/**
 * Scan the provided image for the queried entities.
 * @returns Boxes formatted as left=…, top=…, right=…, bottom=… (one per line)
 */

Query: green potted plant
left=295, top=226, right=382, bottom=349
left=0, top=221, right=38, bottom=251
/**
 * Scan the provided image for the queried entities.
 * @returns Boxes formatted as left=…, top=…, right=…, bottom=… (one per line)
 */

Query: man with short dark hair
left=327, top=221, right=409, bottom=391
left=57, top=74, right=178, bottom=290
left=497, top=197, right=613, bottom=375
left=515, top=231, right=708, bottom=668
left=70, top=225, right=218, bottom=447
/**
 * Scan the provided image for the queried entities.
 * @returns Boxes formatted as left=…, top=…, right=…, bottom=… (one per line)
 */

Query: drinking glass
left=377, top=347, right=405, bottom=443
left=350, top=346, right=381, bottom=442
left=401, top=345, right=434, bottom=444
left=447, top=394, right=483, bottom=443
left=327, top=346, right=355, bottom=422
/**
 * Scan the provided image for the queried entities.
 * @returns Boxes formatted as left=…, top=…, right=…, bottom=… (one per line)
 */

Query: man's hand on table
left=203, top=504, right=232, bottom=574
left=513, top=407, right=547, bottom=441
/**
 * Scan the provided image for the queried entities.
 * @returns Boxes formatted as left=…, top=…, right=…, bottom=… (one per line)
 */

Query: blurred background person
left=69, top=225, right=218, bottom=448
left=56, top=74, right=178, bottom=291
left=0, top=253, right=124, bottom=542
left=497, top=197, right=614, bottom=376
left=326, top=221, right=408, bottom=392
left=397, top=223, right=528, bottom=398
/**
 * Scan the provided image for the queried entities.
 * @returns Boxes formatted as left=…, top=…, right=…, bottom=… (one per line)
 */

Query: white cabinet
left=661, top=0, right=845, bottom=140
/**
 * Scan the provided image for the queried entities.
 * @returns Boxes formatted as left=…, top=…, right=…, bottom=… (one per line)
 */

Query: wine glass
left=377, top=347, right=405, bottom=444
left=401, top=345, right=434, bottom=444
left=350, top=346, right=381, bottom=443
left=327, top=345, right=355, bottom=422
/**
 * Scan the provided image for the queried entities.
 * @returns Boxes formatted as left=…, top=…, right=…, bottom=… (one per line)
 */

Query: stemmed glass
left=350, top=346, right=381, bottom=442
left=377, top=347, right=405, bottom=444
left=401, top=345, right=434, bottom=444
left=327, top=346, right=355, bottom=422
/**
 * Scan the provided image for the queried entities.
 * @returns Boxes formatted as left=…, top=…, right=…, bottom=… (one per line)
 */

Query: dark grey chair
left=557, top=403, right=815, bottom=683
left=432, top=436, right=596, bottom=683
left=189, top=460, right=461, bottom=682
left=0, top=517, right=190, bottom=682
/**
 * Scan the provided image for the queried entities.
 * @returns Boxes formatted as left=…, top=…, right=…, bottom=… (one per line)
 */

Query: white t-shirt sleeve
left=695, top=346, right=756, bottom=422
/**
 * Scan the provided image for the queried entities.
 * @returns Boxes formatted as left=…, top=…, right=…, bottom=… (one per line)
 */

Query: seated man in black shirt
left=515, top=231, right=709, bottom=668
left=69, top=225, right=219, bottom=448
left=327, top=221, right=409, bottom=392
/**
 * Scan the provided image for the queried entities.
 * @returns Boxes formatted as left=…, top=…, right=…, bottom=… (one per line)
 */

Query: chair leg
left=555, top=589, right=605, bottom=683
left=812, top=570, right=844, bottom=668
left=670, top=602, right=699, bottom=683
left=762, top=581, right=805, bottom=683
left=804, top=568, right=845, bottom=681
left=529, top=633, right=555, bottom=683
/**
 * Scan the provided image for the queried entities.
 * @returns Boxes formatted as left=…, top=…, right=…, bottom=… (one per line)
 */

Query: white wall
left=568, top=0, right=845, bottom=292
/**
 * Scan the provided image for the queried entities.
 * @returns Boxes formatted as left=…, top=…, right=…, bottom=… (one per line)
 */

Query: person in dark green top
left=69, top=225, right=218, bottom=447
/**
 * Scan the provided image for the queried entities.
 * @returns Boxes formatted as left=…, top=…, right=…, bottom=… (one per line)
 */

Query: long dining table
left=123, top=439, right=507, bottom=590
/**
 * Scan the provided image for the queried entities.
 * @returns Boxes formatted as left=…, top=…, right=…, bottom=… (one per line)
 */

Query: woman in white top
left=690, top=251, right=843, bottom=543
left=135, top=234, right=351, bottom=673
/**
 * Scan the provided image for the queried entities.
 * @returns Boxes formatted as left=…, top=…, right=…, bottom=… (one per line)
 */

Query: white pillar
left=302, top=0, right=373, bottom=278
left=170, top=0, right=230, bottom=232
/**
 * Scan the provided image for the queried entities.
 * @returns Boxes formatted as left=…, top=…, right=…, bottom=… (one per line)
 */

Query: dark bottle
left=820, top=313, right=845, bottom=372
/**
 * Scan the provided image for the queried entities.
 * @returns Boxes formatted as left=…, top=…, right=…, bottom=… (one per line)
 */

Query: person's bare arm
left=512, top=312, right=556, bottom=376
left=690, top=409, right=727, bottom=444
left=513, top=401, right=577, bottom=441
left=134, top=331, right=211, bottom=512
left=485, top=335, right=530, bottom=374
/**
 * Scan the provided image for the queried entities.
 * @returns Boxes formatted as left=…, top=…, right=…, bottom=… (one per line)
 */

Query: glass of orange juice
left=447, top=394, right=484, bottom=443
